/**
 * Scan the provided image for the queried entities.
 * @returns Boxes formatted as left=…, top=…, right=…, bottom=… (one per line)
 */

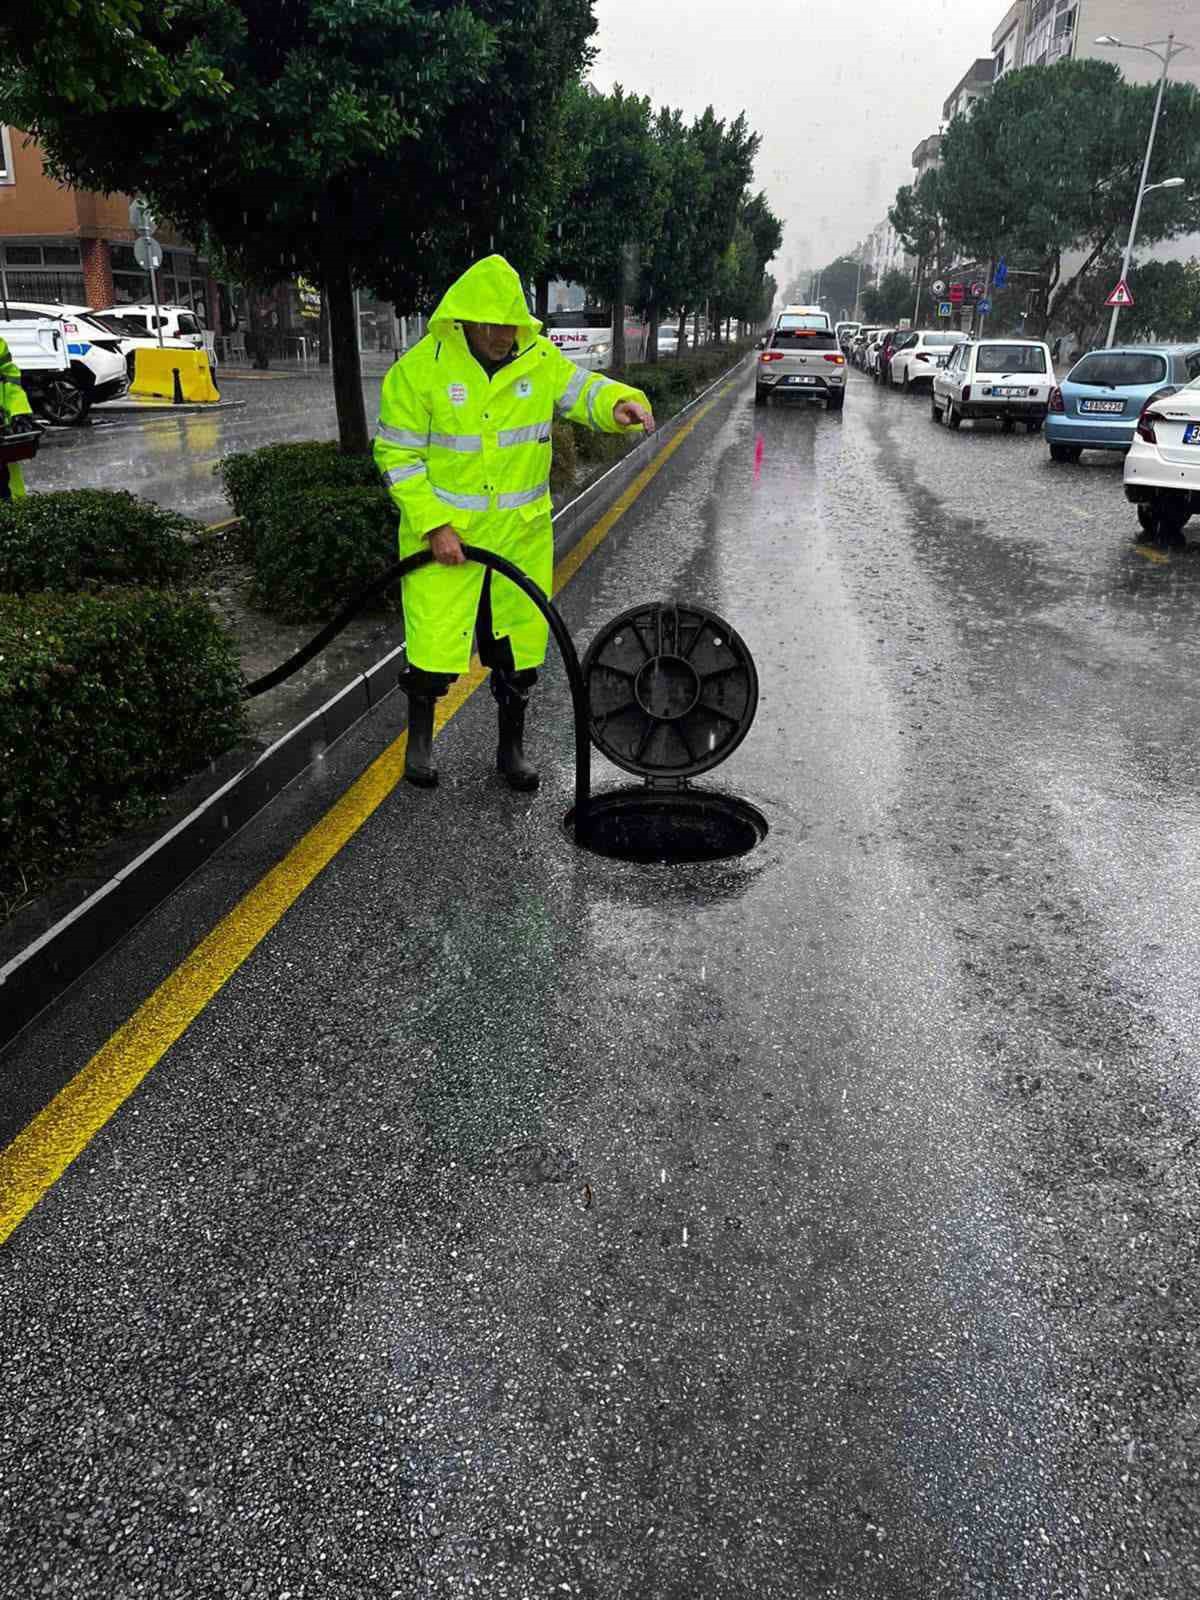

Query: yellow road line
left=0, top=379, right=738, bottom=1245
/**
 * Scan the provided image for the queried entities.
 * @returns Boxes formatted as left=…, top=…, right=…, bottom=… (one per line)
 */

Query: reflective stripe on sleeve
left=555, top=366, right=588, bottom=414
left=376, top=421, right=428, bottom=448
left=433, top=485, right=490, bottom=511
left=497, top=423, right=552, bottom=447
left=497, top=481, right=550, bottom=509
left=382, top=463, right=427, bottom=486
left=429, top=431, right=483, bottom=452
left=585, top=375, right=616, bottom=426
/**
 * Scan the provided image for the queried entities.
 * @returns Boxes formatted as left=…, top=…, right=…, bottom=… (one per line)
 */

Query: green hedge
left=251, top=486, right=401, bottom=621
left=0, top=590, right=246, bottom=902
left=219, top=440, right=379, bottom=528
left=0, top=489, right=199, bottom=595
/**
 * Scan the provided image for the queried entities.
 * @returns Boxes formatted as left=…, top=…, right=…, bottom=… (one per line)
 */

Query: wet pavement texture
left=29, top=369, right=387, bottom=524
left=4, top=367, right=1200, bottom=1596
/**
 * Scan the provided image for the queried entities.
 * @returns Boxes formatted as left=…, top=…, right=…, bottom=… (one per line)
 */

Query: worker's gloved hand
left=428, top=525, right=466, bottom=566
left=614, top=400, right=656, bottom=434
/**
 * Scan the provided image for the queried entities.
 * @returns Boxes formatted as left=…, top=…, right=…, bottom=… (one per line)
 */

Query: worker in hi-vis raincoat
left=373, top=254, right=654, bottom=791
left=0, top=336, right=34, bottom=500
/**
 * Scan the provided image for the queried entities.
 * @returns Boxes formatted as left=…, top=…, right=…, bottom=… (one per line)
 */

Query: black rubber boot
left=399, top=672, right=445, bottom=789
left=491, top=671, right=539, bottom=793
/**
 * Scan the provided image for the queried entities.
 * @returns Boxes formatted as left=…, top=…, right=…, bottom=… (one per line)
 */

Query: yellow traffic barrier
left=129, top=347, right=221, bottom=404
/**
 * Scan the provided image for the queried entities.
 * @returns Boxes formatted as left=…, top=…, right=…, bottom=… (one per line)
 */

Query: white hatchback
left=931, top=338, right=1055, bottom=431
left=889, top=329, right=967, bottom=391
left=1123, top=378, right=1200, bottom=539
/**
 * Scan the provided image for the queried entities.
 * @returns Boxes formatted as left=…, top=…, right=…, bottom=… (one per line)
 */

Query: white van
left=542, top=308, right=613, bottom=371
left=0, top=302, right=129, bottom=423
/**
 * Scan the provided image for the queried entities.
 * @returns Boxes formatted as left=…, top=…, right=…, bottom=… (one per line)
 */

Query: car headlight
left=592, top=343, right=611, bottom=356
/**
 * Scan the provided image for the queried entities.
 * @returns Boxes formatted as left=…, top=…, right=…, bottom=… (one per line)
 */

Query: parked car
left=1123, top=378, right=1200, bottom=539
left=835, top=320, right=861, bottom=352
left=0, top=301, right=128, bottom=423
left=0, top=315, right=71, bottom=433
left=755, top=318, right=846, bottom=410
left=889, top=328, right=967, bottom=391
left=873, top=328, right=908, bottom=384
left=1045, top=344, right=1200, bottom=463
left=852, top=327, right=880, bottom=369
left=94, top=303, right=218, bottom=374
left=930, top=338, right=1054, bottom=430
left=865, top=330, right=892, bottom=377
left=657, top=327, right=679, bottom=356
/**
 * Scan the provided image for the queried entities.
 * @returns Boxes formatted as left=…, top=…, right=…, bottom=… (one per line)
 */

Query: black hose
left=242, top=546, right=593, bottom=842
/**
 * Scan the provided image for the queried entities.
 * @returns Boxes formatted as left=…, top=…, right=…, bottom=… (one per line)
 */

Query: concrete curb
left=0, top=350, right=751, bottom=1055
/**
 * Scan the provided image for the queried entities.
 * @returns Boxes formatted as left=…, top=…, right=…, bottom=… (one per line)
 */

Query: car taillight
left=1136, top=408, right=1161, bottom=444
left=1049, top=386, right=1064, bottom=413
left=823, top=354, right=845, bottom=365
left=962, top=385, right=971, bottom=402
left=760, top=351, right=784, bottom=363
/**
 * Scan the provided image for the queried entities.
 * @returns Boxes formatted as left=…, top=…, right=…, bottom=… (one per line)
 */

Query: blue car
left=1045, top=343, right=1200, bottom=462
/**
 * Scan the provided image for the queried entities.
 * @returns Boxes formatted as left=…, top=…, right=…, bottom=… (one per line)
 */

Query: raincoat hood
left=427, top=255, right=542, bottom=344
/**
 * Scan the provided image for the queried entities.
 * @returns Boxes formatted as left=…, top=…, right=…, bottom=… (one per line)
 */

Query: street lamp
left=1095, top=31, right=1192, bottom=347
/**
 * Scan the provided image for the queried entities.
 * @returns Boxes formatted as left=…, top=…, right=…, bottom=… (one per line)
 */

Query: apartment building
left=1014, top=0, right=1195, bottom=81
left=911, top=135, right=943, bottom=181
left=992, top=3, right=1029, bottom=77
left=942, top=59, right=997, bottom=123
left=0, top=126, right=215, bottom=319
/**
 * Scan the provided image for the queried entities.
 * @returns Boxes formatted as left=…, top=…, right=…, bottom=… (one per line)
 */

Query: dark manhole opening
left=565, top=788, right=768, bottom=865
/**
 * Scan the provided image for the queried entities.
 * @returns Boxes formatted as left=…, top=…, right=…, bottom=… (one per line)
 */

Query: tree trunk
left=692, top=308, right=700, bottom=348
left=676, top=305, right=689, bottom=355
left=535, top=274, right=550, bottom=325
left=318, top=291, right=331, bottom=367
left=610, top=270, right=626, bottom=372
left=323, top=243, right=369, bottom=454
left=645, top=302, right=660, bottom=365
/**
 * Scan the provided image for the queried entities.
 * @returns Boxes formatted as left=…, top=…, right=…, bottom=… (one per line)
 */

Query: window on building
left=0, top=126, right=13, bottom=184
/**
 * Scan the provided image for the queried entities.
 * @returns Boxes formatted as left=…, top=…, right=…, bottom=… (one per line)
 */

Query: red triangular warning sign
left=1105, top=279, right=1135, bottom=308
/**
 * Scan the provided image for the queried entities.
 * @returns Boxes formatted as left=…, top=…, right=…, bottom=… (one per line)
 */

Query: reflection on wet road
left=3, top=366, right=1200, bottom=1596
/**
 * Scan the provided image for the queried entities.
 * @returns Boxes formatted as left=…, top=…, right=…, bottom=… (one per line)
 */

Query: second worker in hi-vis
left=374, top=255, right=654, bottom=792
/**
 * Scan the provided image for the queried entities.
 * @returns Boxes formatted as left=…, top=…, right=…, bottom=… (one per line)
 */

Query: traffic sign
left=1105, top=278, right=1135, bottom=308
left=937, top=302, right=953, bottom=318
left=994, top=257, right=1008, bottom=288
left=133, top=235, right=163, bottom=272
left=977, top=298, right=992, bottom=316
left=128, top=198, right=158, bottom=235
left=931, top=279, right=946, bottom=295
left=948, top=282, right=965, bottom=303
left=971, top=280, right=986, bottom=298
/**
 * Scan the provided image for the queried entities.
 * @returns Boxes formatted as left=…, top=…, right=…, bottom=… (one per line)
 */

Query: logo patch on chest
left=516, top=377, right=533, bottom=398
left=448, top=382, right=468, bottom=405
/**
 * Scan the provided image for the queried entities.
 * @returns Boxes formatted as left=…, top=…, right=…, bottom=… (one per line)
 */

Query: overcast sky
left=590, top=0, right=1007, bottom=283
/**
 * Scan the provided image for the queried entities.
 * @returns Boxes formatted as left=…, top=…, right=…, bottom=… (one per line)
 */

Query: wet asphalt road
left=4, top=364, right=1200, bottom=1597
left=31, top=368, right=389, bottom=523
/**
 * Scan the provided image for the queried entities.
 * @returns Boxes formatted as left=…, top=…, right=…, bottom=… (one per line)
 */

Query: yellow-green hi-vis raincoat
left=0, top=336, right=34, bottom=499
left=373, top=254, right=651, bottom=674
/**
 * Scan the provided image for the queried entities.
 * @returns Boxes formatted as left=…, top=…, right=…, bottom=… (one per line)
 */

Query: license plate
left=1185, top=423, right=1200, bottom=445
left=784, top=375, right=817, bottom=385
left=995, top=386, right=1025, bottom=397
left=1080, top=399, right=1124, bottom=414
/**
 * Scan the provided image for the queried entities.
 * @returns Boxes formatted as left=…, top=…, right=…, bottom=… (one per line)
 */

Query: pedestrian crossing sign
left=1105, top=279, right=1134, bottom=308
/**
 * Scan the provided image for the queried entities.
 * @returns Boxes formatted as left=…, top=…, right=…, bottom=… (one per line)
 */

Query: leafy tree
left=1, top=0, right=596, bottom=453
left=672, top=108, right=759, bottom=351
left=635, top=106, right=705, bottom=362
left=861, top=269, right=913, bottom=324
left=545, top=83, right=665, bottom=369
left=811, top=254, right=862, bottom=320
left=709, top=192, right=782, bottom=338
left=1125, top=258, right=1200, bottom=342
left=936, top=60, right=1200, bottom=337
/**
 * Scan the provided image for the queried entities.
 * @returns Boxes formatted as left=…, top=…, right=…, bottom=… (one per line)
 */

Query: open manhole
left=568, top=601, right=768, bottom=864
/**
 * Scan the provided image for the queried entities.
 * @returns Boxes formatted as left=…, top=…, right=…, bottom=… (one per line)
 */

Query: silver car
left=755, top=313, right=847, bottom=411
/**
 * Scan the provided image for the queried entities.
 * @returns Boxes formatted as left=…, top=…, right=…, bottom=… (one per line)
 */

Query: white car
left=1123, top=378, right=1200, bottom=539
left=889, top=328, right=967, bottom=391
left=930, top=338, right=1055, bottom=431
left=94, top=304, right=217, bottom=373
left=0, top=300, right=129, bottom=423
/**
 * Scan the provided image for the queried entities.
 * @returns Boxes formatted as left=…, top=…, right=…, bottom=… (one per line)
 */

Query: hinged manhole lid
left=581, top=602, right=759, bottom=780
